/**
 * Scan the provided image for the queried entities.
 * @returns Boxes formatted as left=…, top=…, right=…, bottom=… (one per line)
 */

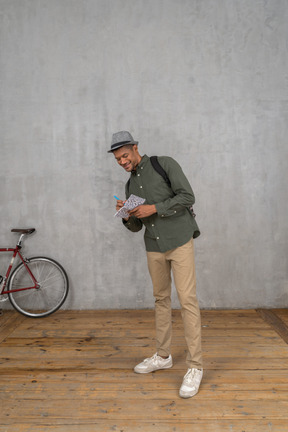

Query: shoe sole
left=179, top=390, right=199, bottom=398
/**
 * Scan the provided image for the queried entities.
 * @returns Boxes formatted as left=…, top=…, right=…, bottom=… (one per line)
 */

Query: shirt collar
left=132, top=154, right=149, bottom=174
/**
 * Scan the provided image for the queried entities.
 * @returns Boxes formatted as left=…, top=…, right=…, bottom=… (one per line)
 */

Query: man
left=108, top=130, right=203, bottom=398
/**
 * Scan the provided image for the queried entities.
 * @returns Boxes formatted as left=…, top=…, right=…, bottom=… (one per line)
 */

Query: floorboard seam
left=256, top=309, right=288, bottom=344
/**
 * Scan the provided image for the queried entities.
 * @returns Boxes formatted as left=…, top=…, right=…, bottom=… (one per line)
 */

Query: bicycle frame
left=0, top=246, right=38, bottom=295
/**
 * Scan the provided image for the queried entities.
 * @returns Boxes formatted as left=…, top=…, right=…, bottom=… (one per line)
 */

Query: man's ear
left=132, top=144, right=139, bottom=153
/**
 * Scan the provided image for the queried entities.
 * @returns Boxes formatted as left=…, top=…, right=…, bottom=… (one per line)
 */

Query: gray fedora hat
left=108, top=130, right=138, bottom=153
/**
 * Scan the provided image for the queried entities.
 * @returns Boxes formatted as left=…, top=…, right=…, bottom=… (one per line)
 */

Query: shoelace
left=144, top=353, right=158, bottom=363
left=144, top=353, right=167, bottom=365
left=184, top=368, right=201, bottom=384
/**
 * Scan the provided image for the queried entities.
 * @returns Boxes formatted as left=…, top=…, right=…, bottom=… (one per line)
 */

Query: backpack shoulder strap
left=150, top=156, right=171, bottom=188
left=127, top=156, right=171, bottom=193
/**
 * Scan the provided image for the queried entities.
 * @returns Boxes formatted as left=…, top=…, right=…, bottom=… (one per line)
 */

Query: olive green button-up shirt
left=123, top=154, right=200, bottom=253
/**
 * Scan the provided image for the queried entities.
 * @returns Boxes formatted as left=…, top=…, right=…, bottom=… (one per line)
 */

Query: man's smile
left=122, top=162, right=131, bottom=170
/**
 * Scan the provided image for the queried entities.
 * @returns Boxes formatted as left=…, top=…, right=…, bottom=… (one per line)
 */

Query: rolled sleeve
left=122, top=216, right=143, bottom=232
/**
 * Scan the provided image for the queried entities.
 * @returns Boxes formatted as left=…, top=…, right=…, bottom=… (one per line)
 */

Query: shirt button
left=174, top=211, right=177, bottom=213
left=137, top=174, right=140, bottom=176
left=156, top=237, right=159, bottom=240
left=152, top=224, right=154, bottom=227
left=140, top=186, right=143, bottom=189
left=161, top=215, right=164, bottom=217
left=141, top=167, right=143, bottom=169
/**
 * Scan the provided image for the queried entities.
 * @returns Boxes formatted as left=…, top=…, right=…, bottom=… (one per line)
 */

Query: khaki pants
left=146, top=238, right=202, bottom=369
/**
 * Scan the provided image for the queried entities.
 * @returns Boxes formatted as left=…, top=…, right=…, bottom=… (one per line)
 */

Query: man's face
left=113, top=145, right=141, bottom=172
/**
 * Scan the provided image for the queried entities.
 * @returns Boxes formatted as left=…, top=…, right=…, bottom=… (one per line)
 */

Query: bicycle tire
left=8, top=257, right=69, bottom=318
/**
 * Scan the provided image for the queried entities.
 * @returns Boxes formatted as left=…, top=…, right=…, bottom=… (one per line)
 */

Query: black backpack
left=128, top=156, right=196, bottom=217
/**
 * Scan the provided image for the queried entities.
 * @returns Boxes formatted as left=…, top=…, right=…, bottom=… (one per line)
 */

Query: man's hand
left=116, top=200, right=126, bottom=211
left=129, top=204, right=157, bottom=219
left=116, top=200, right=130, bottom=221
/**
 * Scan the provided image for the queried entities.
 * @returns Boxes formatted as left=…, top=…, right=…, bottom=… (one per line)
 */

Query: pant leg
left=169, top=239, right=203, bottom=369
left=146, top=250, right=172, bottom=357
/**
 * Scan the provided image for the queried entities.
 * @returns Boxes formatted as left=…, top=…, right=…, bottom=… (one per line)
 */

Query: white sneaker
left=179, top=368, right=203, bottom=398
left=134, top=353, right=173, bottom=374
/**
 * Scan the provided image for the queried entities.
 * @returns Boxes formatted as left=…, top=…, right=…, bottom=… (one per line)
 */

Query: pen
left=114, top=195, right=121, bottom=200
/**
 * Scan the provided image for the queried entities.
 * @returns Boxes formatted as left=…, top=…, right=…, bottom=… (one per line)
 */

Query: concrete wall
left=0, top=0, right=287, bottom=309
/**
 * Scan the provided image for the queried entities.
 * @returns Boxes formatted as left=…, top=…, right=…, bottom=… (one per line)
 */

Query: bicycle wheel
left=8, top=257, right=69, bottom=318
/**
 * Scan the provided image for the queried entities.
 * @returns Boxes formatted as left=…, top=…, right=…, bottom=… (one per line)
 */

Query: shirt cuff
left=155, top=203, right=178, bottom=218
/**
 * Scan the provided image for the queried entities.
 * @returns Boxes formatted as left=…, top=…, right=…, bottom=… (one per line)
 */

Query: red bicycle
left=0, top=228, right=69, bottom=318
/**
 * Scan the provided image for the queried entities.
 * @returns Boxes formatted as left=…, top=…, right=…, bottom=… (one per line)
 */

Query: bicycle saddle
left=11, top=228, right=36, bottom=235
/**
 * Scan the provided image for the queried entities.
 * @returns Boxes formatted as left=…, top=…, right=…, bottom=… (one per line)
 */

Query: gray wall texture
left=0, top=0, right=287, bottom=309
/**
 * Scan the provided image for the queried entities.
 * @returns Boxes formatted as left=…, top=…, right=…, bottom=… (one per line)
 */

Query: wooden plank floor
left=0, top=309, right=288, bottom=431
